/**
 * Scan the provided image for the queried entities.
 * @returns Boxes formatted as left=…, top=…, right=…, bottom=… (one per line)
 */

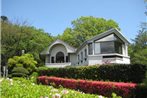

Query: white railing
left=45, top=62, right=71, bottom=68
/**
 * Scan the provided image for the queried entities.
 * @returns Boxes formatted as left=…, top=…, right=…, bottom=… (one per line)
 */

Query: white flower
left=0, top=78, right=4, bottom=83
left=98, top=95, right=104, bottom=98
left=9, top=79, right=13, bottom=85
left=52, top=93, right=61, bottom=98
left=51, top=89, right=58, bottom=92
left=32, top=83, right=35, bottom=85
left=61, top=90, right=69, bottom=94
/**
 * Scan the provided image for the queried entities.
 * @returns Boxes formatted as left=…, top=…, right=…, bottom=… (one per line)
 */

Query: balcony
left=45, top=62, right=71, bottom=68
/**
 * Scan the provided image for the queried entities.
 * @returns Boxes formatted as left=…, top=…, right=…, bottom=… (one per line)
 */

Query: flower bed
left=1, top=78, right=109, bottom=98
left=37, top=76, right=137, bottom=97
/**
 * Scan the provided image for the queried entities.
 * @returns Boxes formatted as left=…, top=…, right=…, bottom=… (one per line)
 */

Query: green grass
left=1, top=78, right=105, bottom=98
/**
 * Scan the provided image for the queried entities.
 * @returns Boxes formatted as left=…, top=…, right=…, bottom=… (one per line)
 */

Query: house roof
left=41, top=28, right=130, bottom=55
left=76, top=28, right=130, bottom=52
left=40, top=39, right=77, bottom=55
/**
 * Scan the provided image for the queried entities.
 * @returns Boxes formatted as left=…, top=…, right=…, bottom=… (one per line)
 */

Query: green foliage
left=1, top=20, right=53, bottom=66
left=11, top=67, right=29, bottom=77
left=8, top=54, right=37, bottom=74
left=37, top=64, right=147, bottom=83
left=129, top=23, right=147, bottom=65
left=1, top=78, right=108, bottom=98
left=58, top=16, right=120, bottom=47
left=135, top=84, right=147, bottom=98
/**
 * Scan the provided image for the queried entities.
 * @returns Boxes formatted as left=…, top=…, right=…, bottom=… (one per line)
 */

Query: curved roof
left=40, top=39, right=77, bottom=55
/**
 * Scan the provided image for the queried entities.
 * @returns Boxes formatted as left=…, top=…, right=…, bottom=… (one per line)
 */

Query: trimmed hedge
left=37, top=76, right=136, bottom=98
left=37, top=64, right=147, bottom=83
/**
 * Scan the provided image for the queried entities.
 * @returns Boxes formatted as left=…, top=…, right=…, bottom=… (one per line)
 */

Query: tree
left=59, top=16, right=120, bottom=47
left=1, top=19, right=54, bottom=66
left=1, top=16, right=8, bottom=22
left=129, top=23, right=147, bottom=65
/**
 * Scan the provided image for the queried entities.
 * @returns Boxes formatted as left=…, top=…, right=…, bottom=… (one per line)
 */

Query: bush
left=134, top=84, right=147, bottom=98
left=37, top=76, right=136, bottom=98
left=8, top=54, right=37, bottom=74
left=11, top=67, right=29, bottom=77
left=37, top=64, right=147, bottom=83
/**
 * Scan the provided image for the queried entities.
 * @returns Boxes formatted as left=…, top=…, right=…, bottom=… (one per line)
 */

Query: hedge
left=37, top=76, right=136, bottom=98
left=37, top=64, right=147, bottom=83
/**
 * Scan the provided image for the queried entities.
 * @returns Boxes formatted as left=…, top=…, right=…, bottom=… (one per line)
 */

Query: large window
left=100, top=42, right=115, bottom=54
left=100, top=41, right=122, bottom=54
left=88, top=43, right=93, bottom=55
left=99, top=35, right=123, bottom=54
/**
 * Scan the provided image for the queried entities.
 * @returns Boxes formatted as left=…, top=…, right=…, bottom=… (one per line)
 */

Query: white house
left=40, top=28, right=130, bottom=67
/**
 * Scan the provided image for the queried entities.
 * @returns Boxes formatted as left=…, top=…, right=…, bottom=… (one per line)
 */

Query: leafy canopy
left=129, top=23, right=147, bottom=65
left=58, top=16, right=120, bottom=47
left=1, top=17, right=53, bottom=66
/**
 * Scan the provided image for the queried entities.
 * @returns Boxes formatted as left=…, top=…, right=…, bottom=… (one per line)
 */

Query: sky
left=2, top=0, right=147, bottom=42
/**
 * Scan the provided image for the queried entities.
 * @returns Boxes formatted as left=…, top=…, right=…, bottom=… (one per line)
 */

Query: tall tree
left=1, top=19, right=53, bottom=66
left=129, top=23, right=147, bottom=65
left=59, top=16, right=120, bottom=48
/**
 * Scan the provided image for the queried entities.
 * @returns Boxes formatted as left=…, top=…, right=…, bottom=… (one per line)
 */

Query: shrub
left=11, top=67, right=29, bottom=77
left=37, top=76, right=136, bottom=98
left=37, top=64, right=147, bottom=83
left=134, top=84, right=147, bottom=98
left=8, top=54, right=37, bottom=74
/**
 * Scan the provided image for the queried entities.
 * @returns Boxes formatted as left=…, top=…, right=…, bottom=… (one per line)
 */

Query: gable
left=40, top=39, right=77, bottom=55
left=88, top=28, right=129, bottom=44
left=95, top=34, right=115, bottom=42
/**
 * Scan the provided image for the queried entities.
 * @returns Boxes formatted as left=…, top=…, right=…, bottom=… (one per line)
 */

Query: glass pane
left=100, top=42, right=115, bottom=54
left=95, top=43, right=100, bottom=54
left=88, top=43, right=93, bottom=55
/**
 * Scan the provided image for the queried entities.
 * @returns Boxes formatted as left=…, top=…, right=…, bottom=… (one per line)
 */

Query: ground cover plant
left=0, top=78, right=123, bottom=98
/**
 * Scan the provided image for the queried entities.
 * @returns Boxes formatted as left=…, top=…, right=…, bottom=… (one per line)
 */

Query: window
left=100, top=42, right=115, bottom=54
left=88, top=43, right=93, bottom=55
left=51, top=57, right=54, bottom=63
left=100, top=36, right=123, bottom=54
left=66, top=56, right=69, bottom=62
left=95, top=43, right=100, bottom=54
left=78, top=54, right=80, bottom=61
left=81, top=52, right=83, bottom=60
left=84, top=49, right=87, bottom=61
left=114, top=41, right=122, bottom=54
left=81, top=52, right=83, bottom=63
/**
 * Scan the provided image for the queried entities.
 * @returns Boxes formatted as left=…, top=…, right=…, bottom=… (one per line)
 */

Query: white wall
left=88, top=55, right=102, bottom=65
left=50, top=44, right=67, bottom=62
left=70, top=53, right=77, bottom=65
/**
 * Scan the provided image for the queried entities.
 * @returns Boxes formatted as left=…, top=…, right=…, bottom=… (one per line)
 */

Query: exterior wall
left=50, top=44, right=67, bottom=63
left=88, top=55, right=102, bottom=65
left=70, top=53, right=77, bottom=65
left=45, top=54, right=50, bottom=63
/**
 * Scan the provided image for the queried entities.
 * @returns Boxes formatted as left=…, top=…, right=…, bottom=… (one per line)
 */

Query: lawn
left=0, top=78, right=109, bottom=98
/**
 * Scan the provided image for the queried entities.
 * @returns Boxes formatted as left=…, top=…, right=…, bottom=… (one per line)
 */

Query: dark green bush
left=12, top=67, right=29, bottom=77
left=135, top=84, right=147, bottom=98
left=37, top=64, right=147, bottom=83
